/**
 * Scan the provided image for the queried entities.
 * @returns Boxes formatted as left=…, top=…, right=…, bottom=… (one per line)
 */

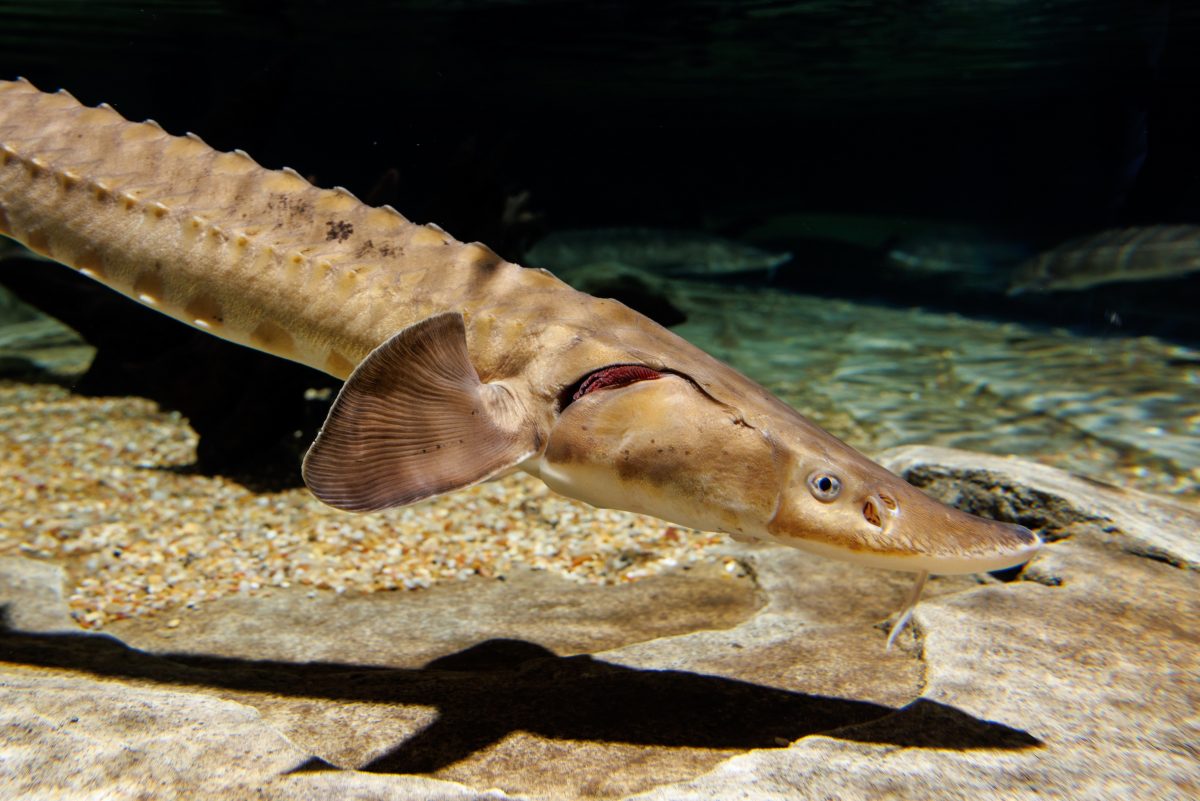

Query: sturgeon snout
left=766, top=454, right=1042, bottom=575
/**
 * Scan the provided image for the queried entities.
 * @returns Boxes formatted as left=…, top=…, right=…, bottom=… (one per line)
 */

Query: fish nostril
left=862, top=499, right=882, bottom=528
left=878, top=493, right=897, bottom=511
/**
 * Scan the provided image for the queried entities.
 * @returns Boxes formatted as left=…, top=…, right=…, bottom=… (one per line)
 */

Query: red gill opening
left=571, top=365, right=665, bottom=401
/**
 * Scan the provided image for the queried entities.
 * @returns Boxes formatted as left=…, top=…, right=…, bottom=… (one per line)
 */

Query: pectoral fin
left=302, top=312, right=537, bottom=512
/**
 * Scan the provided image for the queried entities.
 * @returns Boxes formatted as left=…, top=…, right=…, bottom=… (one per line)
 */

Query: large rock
left=625, top=447, right=1200, bottom=800
left=878, top=444, right=1200, bottom=570
left=1, top=448, right=1197, bottom=799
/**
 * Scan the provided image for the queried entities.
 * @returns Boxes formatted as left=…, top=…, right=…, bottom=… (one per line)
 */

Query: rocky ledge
left=1, top=446, right=1196, bottom=800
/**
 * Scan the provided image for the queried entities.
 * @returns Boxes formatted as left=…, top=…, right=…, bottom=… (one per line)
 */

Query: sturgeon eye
left=807, top=472, right=841, bottom=501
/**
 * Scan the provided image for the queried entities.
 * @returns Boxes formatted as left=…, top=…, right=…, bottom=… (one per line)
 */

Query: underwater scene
left=0, top=2, right=1197, bottom=800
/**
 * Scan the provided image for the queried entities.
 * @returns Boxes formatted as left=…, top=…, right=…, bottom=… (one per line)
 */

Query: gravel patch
left=0, top=381, right=731, bottom=629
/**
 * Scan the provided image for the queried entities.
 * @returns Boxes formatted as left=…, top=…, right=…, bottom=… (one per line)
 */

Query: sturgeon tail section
left=0, top=77, right=511, bottom=378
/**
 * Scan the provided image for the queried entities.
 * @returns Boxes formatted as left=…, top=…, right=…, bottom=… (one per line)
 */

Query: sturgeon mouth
left=781, top=521, right=1042, bottom=575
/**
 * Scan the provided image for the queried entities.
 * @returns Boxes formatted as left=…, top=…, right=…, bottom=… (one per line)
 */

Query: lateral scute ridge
left=232, top=148, right=259, bottom=166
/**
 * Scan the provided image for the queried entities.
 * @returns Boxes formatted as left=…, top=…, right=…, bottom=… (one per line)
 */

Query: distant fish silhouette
left=1009, top=224, right=1200, bottom=294
left=886, top=234, right=1031, bottom=293
left=887, top=237, right=1030, bottom=276
left=526, top=227, right=792, bottom=278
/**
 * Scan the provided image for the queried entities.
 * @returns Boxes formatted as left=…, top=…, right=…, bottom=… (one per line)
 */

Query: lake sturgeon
left=0, top=79, right=1041, bottom=644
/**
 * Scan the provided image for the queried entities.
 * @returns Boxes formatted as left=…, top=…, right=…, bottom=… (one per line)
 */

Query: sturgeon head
left=532, top=360, right=1040, bottom=577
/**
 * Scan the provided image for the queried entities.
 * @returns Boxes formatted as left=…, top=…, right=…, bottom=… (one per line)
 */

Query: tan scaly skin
left=0, top=79, right=1040, bottom=640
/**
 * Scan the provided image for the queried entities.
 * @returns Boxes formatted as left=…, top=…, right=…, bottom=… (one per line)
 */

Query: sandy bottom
left=0, top=380, right=732, bottom=629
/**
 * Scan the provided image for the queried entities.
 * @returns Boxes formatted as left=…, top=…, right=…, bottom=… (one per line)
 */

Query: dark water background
left=1, top=1, right=1195, bottom=277
left=0, top=1, right=1197, bottom=492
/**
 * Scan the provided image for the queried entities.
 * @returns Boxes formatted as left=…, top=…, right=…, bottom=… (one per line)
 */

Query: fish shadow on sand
left=0, top=619, right=1040, bottom=774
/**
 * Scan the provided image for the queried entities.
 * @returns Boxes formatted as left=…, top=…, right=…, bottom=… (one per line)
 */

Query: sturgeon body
left=0, top=79, right=1039, bottom=619
left=1010, top=224, right=1200, bottom=294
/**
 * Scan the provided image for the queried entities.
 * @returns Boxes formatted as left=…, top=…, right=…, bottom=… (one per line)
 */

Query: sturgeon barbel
left=0, top=79, right=1040, bottom=641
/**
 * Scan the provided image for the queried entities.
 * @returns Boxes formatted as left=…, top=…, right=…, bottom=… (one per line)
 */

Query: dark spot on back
left=474, top=254, right=503, bottom=274
left=272, top=193, right=314, bottom=224
left=326, top=219, right=354, bottom=242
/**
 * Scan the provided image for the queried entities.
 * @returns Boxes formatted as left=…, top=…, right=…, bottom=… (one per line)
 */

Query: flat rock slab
left=2, top=448, right=1198, bottom=799
left=879, top=444, right=1200, bottom=570
left=101, top=561, right=763, bottom=668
